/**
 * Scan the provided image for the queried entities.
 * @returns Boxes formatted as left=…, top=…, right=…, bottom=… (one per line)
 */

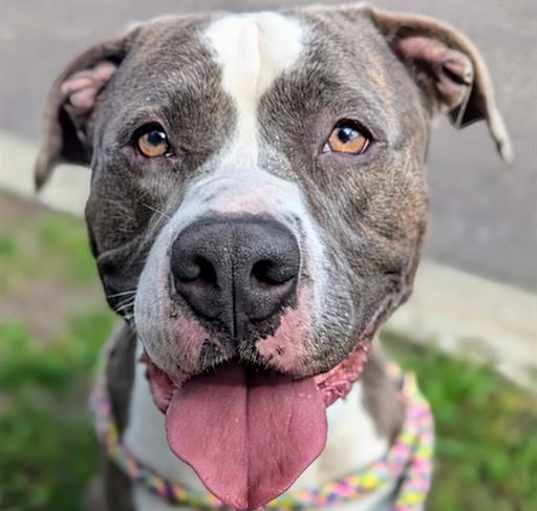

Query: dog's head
left=35, top=4, right=510, bottom=509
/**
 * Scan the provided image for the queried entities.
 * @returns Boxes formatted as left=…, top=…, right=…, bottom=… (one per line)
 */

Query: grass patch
left=37, top=215, right=95, bottom=285
left=382, top=331, right=537, bottom=511
left=0, top=195, right=114, bottom=510
left=0, top=310, right=114, bottom=511
left=0, top=311, right=114, bottom=392
left=0, top=235, right=17, bottom=259
left=0, top=395, right=98, bottom=511
left=0, top=197, right=96, bottom=295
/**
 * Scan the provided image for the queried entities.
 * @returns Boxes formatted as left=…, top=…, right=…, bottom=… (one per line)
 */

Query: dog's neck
left=110, top=327, right=404, bottom=510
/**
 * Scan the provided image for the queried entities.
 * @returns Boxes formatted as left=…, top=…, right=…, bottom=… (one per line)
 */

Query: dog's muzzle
left=135, top=212, right=371, bottom=510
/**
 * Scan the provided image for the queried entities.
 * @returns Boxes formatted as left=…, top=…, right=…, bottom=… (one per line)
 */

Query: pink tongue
left=165, top=365, right=327, bottom=510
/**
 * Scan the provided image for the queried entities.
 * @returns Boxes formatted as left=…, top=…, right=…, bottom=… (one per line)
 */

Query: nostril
left=251, top=259, right=296, bottom=287
left=176, top=255, right=218, bottom=285
left=196, top=256, right=218, bottom=285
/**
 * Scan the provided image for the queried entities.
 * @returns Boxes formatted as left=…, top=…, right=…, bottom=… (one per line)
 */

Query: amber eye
left=136, top=125, right=170, bottom=158
left=325, top=120, right=371, bottom=155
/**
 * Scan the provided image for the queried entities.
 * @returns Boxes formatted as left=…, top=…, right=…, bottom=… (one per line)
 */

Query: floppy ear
left=367, top=6, right=512, bottom=162
left=34, top=30, right=138, bottom=190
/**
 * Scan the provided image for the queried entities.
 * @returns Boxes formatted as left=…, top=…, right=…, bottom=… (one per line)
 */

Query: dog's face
left=35, top=4, right=509, bottom=509
left=88, top=11, right=433, bottom=381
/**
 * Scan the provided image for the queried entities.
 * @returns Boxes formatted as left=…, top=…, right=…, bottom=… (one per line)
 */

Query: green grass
left=383, top=331, right=537, bottom=511
left=0, top=196, right=115, bottom=510
left=0, top=315, right=113, bottom=511
left=0, top=214, right=95, bottom=288
left=1, top=195, right=536, bottom=510
left=36, top=216, right=96, bottom=285
left=0, top=313, right=115, bottom=511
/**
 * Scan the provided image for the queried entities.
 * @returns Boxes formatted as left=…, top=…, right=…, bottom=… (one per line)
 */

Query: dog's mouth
left=141, top=341, right=369, bottom=510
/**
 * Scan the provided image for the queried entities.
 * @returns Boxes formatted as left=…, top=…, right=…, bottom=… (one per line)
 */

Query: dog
left=34, top=3, right=511, bottom=510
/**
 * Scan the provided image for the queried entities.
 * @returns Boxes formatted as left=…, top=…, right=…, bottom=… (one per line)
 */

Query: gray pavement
left=1, top=0, right=536, bottom=291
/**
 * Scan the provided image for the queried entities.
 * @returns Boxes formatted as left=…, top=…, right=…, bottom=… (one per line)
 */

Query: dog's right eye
left=323, top=120, right=371, bottom=155
left=135, top=124, right=171, bottom=158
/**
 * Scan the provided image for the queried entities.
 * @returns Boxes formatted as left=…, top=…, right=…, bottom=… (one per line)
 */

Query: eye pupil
left=147, top=130, right=166, bottom=146
left=337, top=126, right=358, bottom=144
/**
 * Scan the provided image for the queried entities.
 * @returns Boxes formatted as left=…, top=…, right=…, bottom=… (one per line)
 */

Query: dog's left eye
left=324, top=120, right=371, bottom=155
left=136, top=124, right=171, bottom=158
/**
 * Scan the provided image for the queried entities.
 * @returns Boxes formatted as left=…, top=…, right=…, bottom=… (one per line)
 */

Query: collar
left=92, top=349, right=434, bottom=511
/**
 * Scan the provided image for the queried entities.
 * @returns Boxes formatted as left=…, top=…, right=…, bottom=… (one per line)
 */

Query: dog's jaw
left=139, top=336, right=370, bottom=509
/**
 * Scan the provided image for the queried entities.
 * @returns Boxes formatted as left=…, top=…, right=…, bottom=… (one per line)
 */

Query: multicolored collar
left=91, top=358, right=434, bottom=511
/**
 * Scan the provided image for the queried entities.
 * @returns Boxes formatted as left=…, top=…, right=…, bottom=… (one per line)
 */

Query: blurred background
left=0, top=1, right=535, bottom=510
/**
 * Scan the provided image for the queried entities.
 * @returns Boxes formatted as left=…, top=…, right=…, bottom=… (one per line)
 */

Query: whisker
left=115, top=300, right=135, bottom=312
left=107, top=289, right=137, bottom=299
left=141, top=202, right=171, bottom=220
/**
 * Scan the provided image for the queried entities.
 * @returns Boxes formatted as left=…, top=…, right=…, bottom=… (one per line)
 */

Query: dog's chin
left=138, top=339, right=370, bottom=510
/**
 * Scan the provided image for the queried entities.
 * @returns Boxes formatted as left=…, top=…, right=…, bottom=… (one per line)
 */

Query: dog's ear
left=34, top=29, right=138, bottom=190
left=366, top=6, right=512, bottom=162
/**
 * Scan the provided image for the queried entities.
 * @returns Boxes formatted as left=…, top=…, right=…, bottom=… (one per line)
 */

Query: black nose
left=170, top=217, right=300, bottom=338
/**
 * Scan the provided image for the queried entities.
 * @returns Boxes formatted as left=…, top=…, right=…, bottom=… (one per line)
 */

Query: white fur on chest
left=125, top=340, right=394, bottom=511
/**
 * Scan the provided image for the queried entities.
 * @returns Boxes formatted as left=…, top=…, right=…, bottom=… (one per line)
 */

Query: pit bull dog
left=34, top=3, right=511, bottom=510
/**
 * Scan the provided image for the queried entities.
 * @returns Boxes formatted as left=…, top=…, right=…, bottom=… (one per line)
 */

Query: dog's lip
left=140, top=338, right=371, bottom=411
left=314, top=338, right=370, bottom=406
left=140, top=352, right=290, bottom=383
left=140, top=353, right=302, bottom=411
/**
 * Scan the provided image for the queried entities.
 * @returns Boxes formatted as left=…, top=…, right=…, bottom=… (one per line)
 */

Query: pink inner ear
left=60, top=61, right=117, bottom=115
left=395, top=36, right=474, bottom=110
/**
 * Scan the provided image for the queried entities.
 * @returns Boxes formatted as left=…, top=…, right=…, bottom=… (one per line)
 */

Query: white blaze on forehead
left=205, top=12, right=304, bottom=164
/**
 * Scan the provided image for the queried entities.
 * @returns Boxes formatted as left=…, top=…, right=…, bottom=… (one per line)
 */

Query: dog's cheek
left=294, top=255, right=358, bottom=375
left=86, top=163, right=170, bottom=318
left=86, top=170, right=147, bottom=253
left=302, top=168, right=427, bottom=369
